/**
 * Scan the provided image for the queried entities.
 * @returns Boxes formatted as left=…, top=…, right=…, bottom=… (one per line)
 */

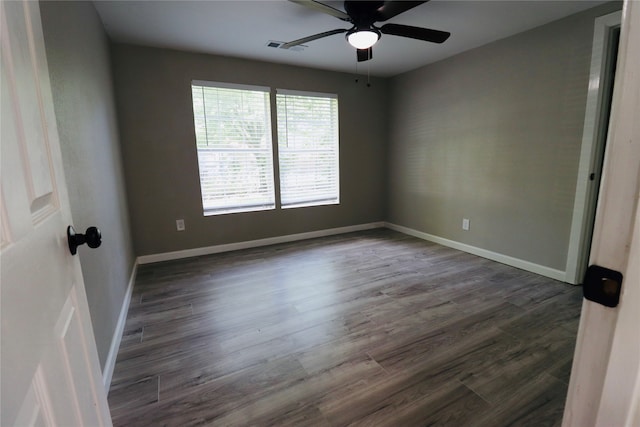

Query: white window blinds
left=191, top=82, right=275, bottom=215
left=276, top=90, right=340, bottom=208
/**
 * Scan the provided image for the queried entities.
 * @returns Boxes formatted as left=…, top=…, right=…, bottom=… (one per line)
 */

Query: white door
left=1, top=1, right=112, bottom=426
left=563, top=0, right=640, bottom=425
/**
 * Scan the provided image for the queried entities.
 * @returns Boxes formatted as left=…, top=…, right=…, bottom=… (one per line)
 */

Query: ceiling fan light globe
left=347, top=29, right=380, bottom=49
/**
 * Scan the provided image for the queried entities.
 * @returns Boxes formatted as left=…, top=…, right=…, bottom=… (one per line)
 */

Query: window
left=277, top=90, right=340, bottom=208
left=190, top=82, right=339, bottom=215
left=191, top=81, right=275, bottom=215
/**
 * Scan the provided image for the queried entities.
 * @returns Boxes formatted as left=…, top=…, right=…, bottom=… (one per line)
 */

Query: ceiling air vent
left=266, top=41, right=306, bottom=52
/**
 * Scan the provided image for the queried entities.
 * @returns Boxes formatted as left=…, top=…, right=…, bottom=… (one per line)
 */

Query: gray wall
left=40, top=1, right=135, bottom=369
left=110, top=44, right=389, bottom=256
left=387, top=2, right=621, bottom=271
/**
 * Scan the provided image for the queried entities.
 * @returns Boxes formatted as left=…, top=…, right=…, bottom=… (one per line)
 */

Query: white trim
left=102, top=261, right=138, bottom=393
left=595, top=195, right=640, bottom=426
left=628, top=369, right=640, bottom=427
left=564, top=0, right=640, bottom=423
left=386, top=222, right=566, bottom=282
left=276, top=88, right=338, bottom=99
left=136, top=219, right=565, bottom=280
left=565, top=10, right=622, bottom=284
left=191, top=80, right=270, bottom=93
left=137, top=222, right=385, bottom=264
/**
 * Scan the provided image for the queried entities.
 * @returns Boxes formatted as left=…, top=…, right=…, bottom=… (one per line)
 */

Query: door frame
left=563, top=0, right=640, bottom=424
left=565, top=10, right=622, bottom=285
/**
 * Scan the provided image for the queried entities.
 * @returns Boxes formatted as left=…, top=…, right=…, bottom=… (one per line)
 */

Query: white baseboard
left=103, top=261, right=138, bottom=393
left=137, top=222, right=386, bottom=265
left=385, top=222, right=567, bottom=282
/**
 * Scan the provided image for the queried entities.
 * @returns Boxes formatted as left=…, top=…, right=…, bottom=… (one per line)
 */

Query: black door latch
left=583, top=264, right=623, bottom=308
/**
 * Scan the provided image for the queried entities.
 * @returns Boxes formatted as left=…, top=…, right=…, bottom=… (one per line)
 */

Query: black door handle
left=67, top=225, right=102, bottom=255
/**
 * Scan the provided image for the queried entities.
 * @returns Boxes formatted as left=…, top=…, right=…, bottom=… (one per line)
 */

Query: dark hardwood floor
left=108, top=229, right=582, bottom=426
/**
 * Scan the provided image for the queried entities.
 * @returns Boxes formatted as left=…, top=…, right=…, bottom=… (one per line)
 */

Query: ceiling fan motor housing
left=344, top=1, right=384, bottom=28
left=283, top=1, right=450, bottom=62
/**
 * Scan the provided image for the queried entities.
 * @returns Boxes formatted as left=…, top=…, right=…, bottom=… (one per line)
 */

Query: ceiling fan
left=283, top=0, right=451, bottom=62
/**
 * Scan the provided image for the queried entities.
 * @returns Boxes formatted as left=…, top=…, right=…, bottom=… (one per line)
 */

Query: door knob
left=67, top=225, right=102, bottom=255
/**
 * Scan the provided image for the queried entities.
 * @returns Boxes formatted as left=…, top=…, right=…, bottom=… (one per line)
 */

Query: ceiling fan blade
left=374, top=1, right=428, bottom=22
left=380, top=23, right=450, bottom=43
left=288, top=0, right=351, bottom=21
left=357, top=47, right=372, bottom=62
left=281, top=28, right=348, bottom=49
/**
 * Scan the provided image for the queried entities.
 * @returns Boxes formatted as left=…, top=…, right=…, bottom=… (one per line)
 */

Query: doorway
left=565, top=11, right=622, bottom=285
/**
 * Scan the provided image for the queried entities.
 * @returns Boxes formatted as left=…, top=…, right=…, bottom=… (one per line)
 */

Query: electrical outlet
left=462, top=218, right=470, bottom=231
left=176, top=219, right=185, bottom=231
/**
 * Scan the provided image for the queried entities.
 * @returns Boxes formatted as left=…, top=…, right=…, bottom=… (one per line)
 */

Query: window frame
left=190, top=80, right=276, bottom=216
left=190, top=81, right=340, bottom=216
left=276, top=88, right=340, bottom=209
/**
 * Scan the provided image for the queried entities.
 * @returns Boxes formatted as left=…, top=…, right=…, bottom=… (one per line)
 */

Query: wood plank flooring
left=108, top=229, right=582, bottom=426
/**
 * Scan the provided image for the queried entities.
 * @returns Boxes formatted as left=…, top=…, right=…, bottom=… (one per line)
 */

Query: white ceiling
left=93, top=0, right=608, bottom=77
